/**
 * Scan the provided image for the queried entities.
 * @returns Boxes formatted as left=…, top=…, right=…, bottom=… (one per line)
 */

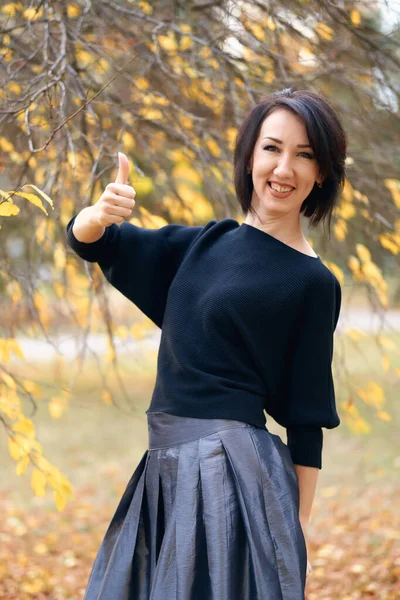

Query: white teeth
left=270, top=183, right=293, bottom=193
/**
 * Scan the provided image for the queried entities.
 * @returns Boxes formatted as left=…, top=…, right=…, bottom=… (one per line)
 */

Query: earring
left=247, top=167, right=252, bottom=174
left=317, top=181, right=323, bottom=188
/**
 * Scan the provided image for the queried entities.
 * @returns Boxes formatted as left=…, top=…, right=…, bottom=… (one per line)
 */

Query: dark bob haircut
left=233, top=88, right=347, bottom=236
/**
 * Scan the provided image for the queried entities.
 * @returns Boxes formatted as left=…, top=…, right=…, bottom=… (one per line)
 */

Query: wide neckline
left=239, top=222, right=321, bottom=261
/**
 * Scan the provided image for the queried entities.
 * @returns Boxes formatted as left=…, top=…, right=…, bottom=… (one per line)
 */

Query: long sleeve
left=284, top=275, right=342, bottom=469
left=66, top=215, right=208, bottom=328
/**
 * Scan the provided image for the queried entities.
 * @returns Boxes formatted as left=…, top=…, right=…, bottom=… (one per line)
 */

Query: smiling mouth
left=267, top=182, right=295, bottom=193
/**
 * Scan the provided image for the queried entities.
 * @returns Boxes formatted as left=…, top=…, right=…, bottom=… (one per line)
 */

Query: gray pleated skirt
left=84, top=411, right=307, bottom=600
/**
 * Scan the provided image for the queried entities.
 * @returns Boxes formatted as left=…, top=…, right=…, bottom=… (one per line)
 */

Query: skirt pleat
left=84, top=412, right=307, bottom=600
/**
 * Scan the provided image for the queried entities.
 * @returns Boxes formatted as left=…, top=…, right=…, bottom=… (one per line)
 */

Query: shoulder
left=299, top=260, right=342, bottom=329
left=301, top=258, right=341, bottom=296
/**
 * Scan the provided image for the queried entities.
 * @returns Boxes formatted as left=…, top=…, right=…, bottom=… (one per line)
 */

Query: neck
left=243, top=213, right=306, bottom=247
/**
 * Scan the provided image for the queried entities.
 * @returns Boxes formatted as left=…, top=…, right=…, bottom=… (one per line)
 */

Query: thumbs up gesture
left=91, top=152, right=136, bottom=227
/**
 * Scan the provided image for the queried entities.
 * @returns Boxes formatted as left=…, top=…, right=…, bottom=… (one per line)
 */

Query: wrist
left=72, top=207, right=105, bottom=243
left=299, top=515, right=310, bottom=529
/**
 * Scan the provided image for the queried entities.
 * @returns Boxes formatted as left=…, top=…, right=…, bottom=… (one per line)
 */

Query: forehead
left=258, top=108, right=308, bottom=140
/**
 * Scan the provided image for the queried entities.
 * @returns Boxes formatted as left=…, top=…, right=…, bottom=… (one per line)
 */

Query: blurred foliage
left=0, top=0, right=399, bottom=508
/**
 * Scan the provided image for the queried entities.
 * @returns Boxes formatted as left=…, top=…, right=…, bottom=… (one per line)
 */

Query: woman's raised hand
left=90, top=152, right=136, bottom=227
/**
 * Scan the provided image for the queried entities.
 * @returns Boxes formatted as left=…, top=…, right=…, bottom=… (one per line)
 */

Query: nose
left=272, top=153, right=295, bottom=180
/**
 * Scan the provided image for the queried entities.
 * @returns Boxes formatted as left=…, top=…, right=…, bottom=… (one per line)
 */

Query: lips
left=268, top=181, right=295, bottom=190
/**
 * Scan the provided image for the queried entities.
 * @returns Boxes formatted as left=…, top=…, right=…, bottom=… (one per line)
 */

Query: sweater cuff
left=66, top=215, right=115, bottom=263
left=286, top=426, right=323, bottom=469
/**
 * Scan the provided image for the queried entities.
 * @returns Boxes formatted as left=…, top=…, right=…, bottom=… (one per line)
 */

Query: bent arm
left=72, top=206, right=105, bottom=243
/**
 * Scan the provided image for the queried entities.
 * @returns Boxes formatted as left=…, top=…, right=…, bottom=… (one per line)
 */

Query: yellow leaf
left=0, top=339, right=10, bottom=362
left=342, top=179, right=354, bottom=202
left=67, top=4, right=81, bottom=17
left=356, top=381, right=385, bottom=410
left=180, top=36, right=193, bottom=51
left=345, top=328, right=367, bottom=342
left=54, top=489, right=67, bottom=511
left=22, top=380, right=42, bottom=398
left=154, top=96, right=169, bottom=107
left=8, top=437, right=23, bottom=461
left=225, top=127, right=237, bottom=151
left=0, top=200, right=20, bottom=216
left=333, top=219, right=347, bottom=241
left=315, top=22, right=334, bottom=41
left=138, top=1, right=153, bottom=14
left=0, top=137, right=14, bottom=152
left=9, top=338, right=25, bottom=360
left=31, top=468, right=47, bottom=497
left=180, top=24, right=192, bottom=33
left=135, top=77, right=149, bottom=90
left=115, top=325, right=128, bottom=339
left=337, top=201, right=356, bottom=220
left=6, top=280, right=22, bottom=304
left=16, top=455, right=30, bottom=476
left=383, top=179, right=400, bottom=209
left=265, top=16, right=276, bottom=31
left=382, top=355, right=390, bottom=372
left=158, top=33, right=178, bottom=52
left=379, top=233, right=400, bottom=255
left=378, top=336, right=396, bottom=350
left=0, top=393, right=22, bottom=420
left=356, top=243, right=371, bottom=262
left=131, top=176, right=154, bottom=196
left=23, top=6, right=44, bottom=20
left=264, top=70, right=275, bottom=84
left=22, top=183, right=54, bottom=208
left=1, top=371, right=17, bottom=389
left=350, top=9, right=361, bottom=27
left=48, top=397, right=68, bottom=420
left=376, top=411, right=391, bottom=422
left=130, top=320, right=154, bottom=339
left=172, top=162, right=202, bottom=185
left=12, top=417, right=36, bottom=439
left=53, top=243, right=66, bottom=269
left=122, top=131, right=136, bottom=152
left=206, top=138, right=221, bottom=157
left=251, top=23, right=265, bottom=41
left=138, top=108, right=163, bottom=120
left=33, top=542, right=49, bottom=555
left=6, top=190, right=48, bottom=215
left=350, top=417, right=371, bottom=435
left=101, top=390, right=113, bottom=406
left=200, top=46, right=211, bottom=59
left=2, top=3, right=21, bottom=18
left=177, top=114, right=193, bottom=129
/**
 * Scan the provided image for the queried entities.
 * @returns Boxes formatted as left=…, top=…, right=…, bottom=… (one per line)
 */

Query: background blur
left=0, top=1, right=399, bottom=598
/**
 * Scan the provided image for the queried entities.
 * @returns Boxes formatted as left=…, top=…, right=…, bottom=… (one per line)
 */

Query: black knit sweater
left=66, top=216, right=341, bottom=469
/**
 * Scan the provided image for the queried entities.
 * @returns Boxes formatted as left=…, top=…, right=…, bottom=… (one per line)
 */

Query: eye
left=263, top=145, right=315, bottom=160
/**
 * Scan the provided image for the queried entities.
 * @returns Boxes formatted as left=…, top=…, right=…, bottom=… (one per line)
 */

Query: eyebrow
left=262, top=136, right=312, bottom=149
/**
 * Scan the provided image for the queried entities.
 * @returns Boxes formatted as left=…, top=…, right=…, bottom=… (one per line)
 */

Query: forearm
left=72, top=206, right=105, bottom=243
left=294, top=464, right=319, bottom=526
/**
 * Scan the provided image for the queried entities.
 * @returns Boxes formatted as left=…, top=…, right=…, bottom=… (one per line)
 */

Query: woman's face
left=248, top=108, right=323, bottom=218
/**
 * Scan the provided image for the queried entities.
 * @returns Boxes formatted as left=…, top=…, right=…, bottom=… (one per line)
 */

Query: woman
left=66, top=88, right=346, bottom=599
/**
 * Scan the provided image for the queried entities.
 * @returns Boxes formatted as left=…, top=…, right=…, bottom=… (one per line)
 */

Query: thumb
left=115, top=152, right=130, bottom=184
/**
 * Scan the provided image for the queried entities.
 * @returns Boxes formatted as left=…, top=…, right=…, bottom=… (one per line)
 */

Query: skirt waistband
left=146, top=411, right=262, bottom=450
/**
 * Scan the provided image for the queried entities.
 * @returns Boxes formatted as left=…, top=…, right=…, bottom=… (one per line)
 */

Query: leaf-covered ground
left=0, top=483, right=398, bottom=599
